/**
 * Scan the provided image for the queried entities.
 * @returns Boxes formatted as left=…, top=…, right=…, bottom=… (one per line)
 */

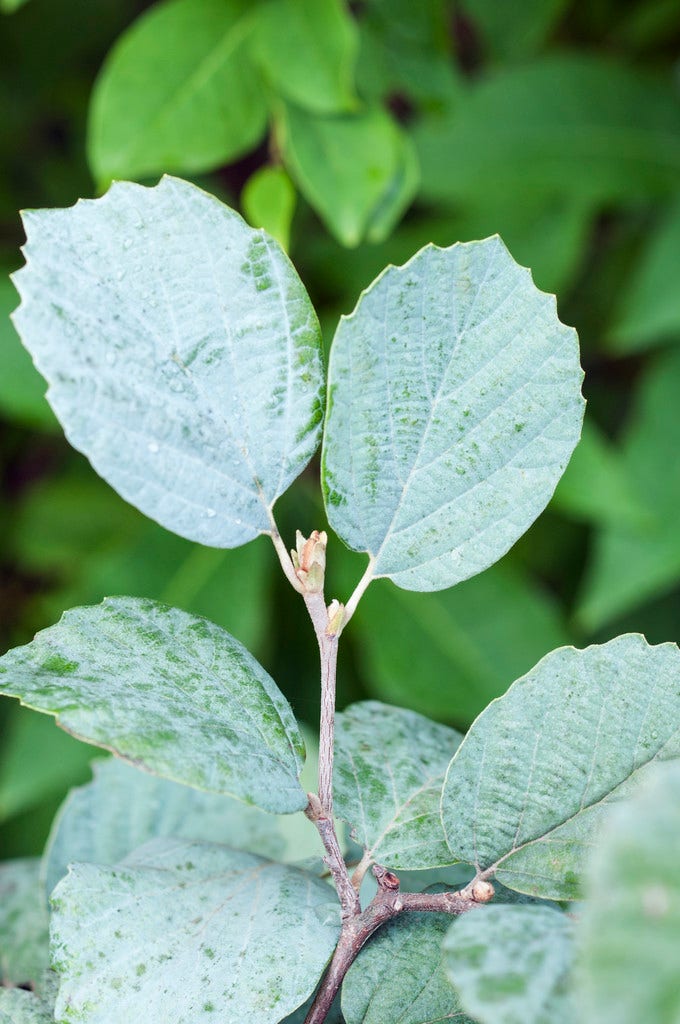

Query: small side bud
left=291, top=530, right=327, bottom=593
left=471, top=879, right=495, bottom=903
left=305, top=793, right=323, bottom=820
left=326, top=599, right=345, bottom=637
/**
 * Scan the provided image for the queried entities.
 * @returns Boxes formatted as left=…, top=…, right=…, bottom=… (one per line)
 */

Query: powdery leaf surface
left=334, top=701, right=462, bottom=869
left=322, top=236, right=584, bottom=591
left=441, top=634, right=680, bottom=898
left=50, top=838, right=340, bottom=1024
left=577, top=761, right=680, bottom=1024
left=13, top=175, right=324, bottom=548
left=444, top=904, right=575, bottom=1024
left=0, top=597, right=307, bottom=814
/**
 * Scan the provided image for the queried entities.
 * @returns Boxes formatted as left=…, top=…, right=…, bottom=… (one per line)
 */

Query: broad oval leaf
left=0, top=859, right=49, bottom=987
left=334, top=701, right=462, bottom=869
left=577, top=761, right=680, bottom=1024
left=441, top=634, right=680, bottom=899
left=88, top=0, right=267, bottom=183
left=0, top=597, right=307, bottom=814
left=342, top=911, right=473, bottom=1024
left=444, top=904, right=575, bottom=1024
left=322, top=236, right=584, bottom=591
left=42, top=757, right=294, bottom=899
left=12, top=175, right=324, bottom=548
left=50, top=838, right=340, bottom=1024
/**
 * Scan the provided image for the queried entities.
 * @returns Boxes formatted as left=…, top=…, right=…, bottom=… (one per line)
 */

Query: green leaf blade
left=444, top=904, right=575, bottom=1024
left=50, top=839, right=340, bottom=1024
left=88, top=0, right=267, bottom=183
left=12, top=176, right=325, bottom=548
left=334, top=701, right=462, bottom=869
left=0, top=597, right=307, bottom=814
left=322, top=237, right=585, bottom=591
left=441, top=634, right=680, bottom=899
left=252, top=0, right=359, bottom=114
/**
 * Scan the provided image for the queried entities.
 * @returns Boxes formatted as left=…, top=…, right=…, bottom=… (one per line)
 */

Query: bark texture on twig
left=303, top=867, right=494, bottom=1024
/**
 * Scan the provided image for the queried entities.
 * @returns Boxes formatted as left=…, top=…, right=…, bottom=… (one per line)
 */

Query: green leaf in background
left=0, top=858, right=49, bottom=986
left=356, top=0, right=459, bottom=114
left=13, top=176, right=325, bottom=548
left=441, top=634, right=680, bottom=899
left=251, top=0, right=358, bottom=114
left=414, top=56, right=680, bottom=208
left=460, top=0, right=569, bottom=60
left=42, top=757, right=293, bottom=899
left=0, top=270, right=56, bottom=429
left=13, top=466, right=272, bottom=655
left=444, top=905, right=575, bottom=1024
left=0, top=988, right=53, bottom=1024
left=347, top=563, right=571, bottom=726
left=334, top=701, right=462, bottom=869
left=0, top=706, right=93, bottom=824
left=0, top=597, right=307, bottom=814
left=578, top=348, right=680, bottom=631
left=88, top=0, right=267, bottom=183
left=278, top=102, right=418, bottom=247
left=577, top=761, right=680, bottom=1024
left=0, top=0, right=31, bottom=11
left=608, top=194, right=680, bottom=353
left=242, top=165, right=297, bottom=252
left=551, top=419, right=651, bottom=529
left=322, top=236, right=584, bottom=591
left=342, top=911, right=472, bottom=1024
left=50, top=838, right=340, bottom=1024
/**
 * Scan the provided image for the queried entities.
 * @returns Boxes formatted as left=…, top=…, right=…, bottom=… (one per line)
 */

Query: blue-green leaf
left=50, top=839, right=340, bottom=1024
left=0, top=597, right=307, bottom=814
left=12, top=176, right=324, bottom=548
left=444, top=904, right=575, bottom=1024
left=322, top=236, right=584, bottom=591
left=441, top=634, right=680, bottom=899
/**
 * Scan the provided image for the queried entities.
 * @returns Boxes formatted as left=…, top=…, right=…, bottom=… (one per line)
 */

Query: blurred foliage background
left=2, top=0, right=680, bottom=862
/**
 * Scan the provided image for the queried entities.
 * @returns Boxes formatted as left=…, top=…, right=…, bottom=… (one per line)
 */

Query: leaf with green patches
left=322, top=236, right=584, bottom=591
left=12, top=176, right=324, bottom=548
left=441, top=634, right=680, bottom=899
left=42, top=757, right=295, bottom=899
left=50, top=838, right=340, bottom=1024
left=342, top=912, right=473, bottom=1024
left=0, top=859, right=49, bottom=986
left=334, top=701, right=462, bottom=869
left=88, top=0, right=267, bottom=183
left=251, top=0, right=359, bottom=114
left=577, top=761, right=680, bottom=1024
left=0, top=597, right=307, bottom=814
left=444, top=905, right=575, bottom=1024
left=0, top=988, right=53, bottom=1024
left=278, top=103, right=417, bottom=247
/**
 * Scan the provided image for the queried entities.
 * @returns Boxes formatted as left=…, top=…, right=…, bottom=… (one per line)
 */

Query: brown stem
left=303, top=868, right=494, bottom=1024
